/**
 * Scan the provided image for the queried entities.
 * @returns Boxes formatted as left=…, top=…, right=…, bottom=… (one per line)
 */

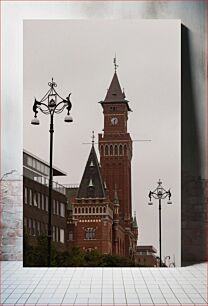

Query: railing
left=24, top=167, right=66, bottom=195
left=63, top=184, right=79, bottom=189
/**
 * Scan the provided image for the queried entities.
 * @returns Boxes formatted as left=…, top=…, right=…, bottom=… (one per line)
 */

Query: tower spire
left=91, top=130, right=95, bottom=146
left=113, top=54, right=118, bottom=72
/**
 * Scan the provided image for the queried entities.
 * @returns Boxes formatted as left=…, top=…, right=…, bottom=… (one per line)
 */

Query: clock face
left=111, top=117, right=118, bottom=125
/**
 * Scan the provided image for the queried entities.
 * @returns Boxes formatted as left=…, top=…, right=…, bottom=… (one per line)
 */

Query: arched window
left=89, top=207, right=91, bottom=213
left=100, top=207, right=102, bottom=213
left=75, top=208, right=77, bottom=214
left=124, top=145, right=127, bottom=155
left=86, top=207, right=88, bottom=213
left=110, top=145, right=113, bottom=156
left=119, top=144, right=123, bottom=155
left=115, top=145, right=118, bottom=155
left=100, top=145, right=104, bottom=156
left=105, top=145, right=109, bottom=156
left=78, top=207, right=81, bottom=213
left=93, top=207, right=95, bottom=213
left=82, top=207, right=84, bottom=213
left=96, top=207, right=99, bottom=213
left=103, top=207, right=106, bottom=213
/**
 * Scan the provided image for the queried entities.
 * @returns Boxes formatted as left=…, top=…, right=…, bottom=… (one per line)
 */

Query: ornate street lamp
left=148, top=179, right=172, bottom=267
left=31, top=78, right=73, bottom=266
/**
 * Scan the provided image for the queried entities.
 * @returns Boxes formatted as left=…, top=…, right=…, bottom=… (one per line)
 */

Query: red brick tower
left=98, top=64, right=135, bottom=256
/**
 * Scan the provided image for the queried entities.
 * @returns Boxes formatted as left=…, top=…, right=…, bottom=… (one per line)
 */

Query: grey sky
left=23, top=19, right=180, bottom=266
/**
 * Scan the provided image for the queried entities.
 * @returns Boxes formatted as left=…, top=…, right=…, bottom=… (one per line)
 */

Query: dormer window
left=88, top=179, right=94, bottom=187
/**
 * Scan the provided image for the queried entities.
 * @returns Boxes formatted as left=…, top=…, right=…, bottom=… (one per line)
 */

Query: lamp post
left=31, top=78, right=73, bottom=267
left=148, top=179, right=172, bottom=267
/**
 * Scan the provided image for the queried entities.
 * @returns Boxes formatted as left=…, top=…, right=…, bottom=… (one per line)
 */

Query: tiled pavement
left=0, top=261, right=207, bottom=305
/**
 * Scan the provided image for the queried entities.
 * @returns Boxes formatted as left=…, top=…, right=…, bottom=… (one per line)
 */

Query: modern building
left=135, top=245, right=159, bottom=267
left=23, top=150, right=67, bottom=250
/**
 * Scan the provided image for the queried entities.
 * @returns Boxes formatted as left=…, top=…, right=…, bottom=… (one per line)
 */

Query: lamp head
left=64, top=114, right=73, bottom=123
left=31, top=117, right=40, bottom=125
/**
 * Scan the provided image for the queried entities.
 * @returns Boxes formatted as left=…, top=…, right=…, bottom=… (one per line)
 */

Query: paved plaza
left=0, top=261, right=207, bottom=305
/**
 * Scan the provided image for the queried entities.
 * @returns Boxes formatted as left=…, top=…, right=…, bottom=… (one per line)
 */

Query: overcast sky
left=23, top=20, right=180, bottom=266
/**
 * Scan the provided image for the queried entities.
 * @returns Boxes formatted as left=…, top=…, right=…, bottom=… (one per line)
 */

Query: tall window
left=52, top=226, right=55, bottom=241
left=32, top=219, right=36, bottom=236
left=37, top=193, right=41, bottom=209
left=60, top=229, right=64, bottom=243
left=29, top=189, right=32, bottom=205
left=60, top=203, right=65, bottom=217
left=45, top=196, right=48, bottom=212
left=53, top=200, right=56, bottom=214
left=24, top=187, right=28, bottom=204
left=56, top=201, right=59, bottom=215
left=85, top=228, right=96, bottom=240
left=56, top=227, right=59, bottom=242
left=37, top=221, right=40, bottom=235
left=33, top=192, right=37, bottom=207
left=41, top=194, right=45, bottom=210
left=69, top=231, right=73, bottom=241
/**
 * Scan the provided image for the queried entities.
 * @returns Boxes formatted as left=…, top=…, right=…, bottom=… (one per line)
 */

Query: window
left=24, top=217, right=27, bottom=228
left=86, top=207, right=88, bottom=213
left=56, top=201, right=59, bottom=215
left=93, top=207, right=95, bottom=213
left=32, top=159, right=36, bottom=169
left=53, top=200, right=56, bottom=214
left=119, top=145, right=123, bottom=155
left=69, top=231, right=73, bottom=241
left=33, top=192, right=37, bottom=207
left=82, top=207, right=84, bottom=213
left=74, top=207, right=77, bottom=214
left=100, top=207, right=102, bottom=213
left=100, top=145, right=104, bottom=156
left=37, top=193, right=41, bottom=209
left=60, top=229, right=64, bottom=243
left=110, top=145, right=113, bottom=155
left=103, top=207, right=106, bottom=213
left=37, top=161, right=41, bottom=171
left=24, top=187, right=28, bottom=204
left=32, top=219, right=36, bottom=236
left=56, top=227, right=59, bottom=242
left=60, top=203, right=65, bottom=217
left=27, top=156, right=33, bottom=167
left=96, top=207, right=99, bottom=213
left=37, top=221, right=40, bottom=235
left=105, top=145, right=109, bottom=156
left=52, top=226, right=55, bottom=242
left=41, top=194, right=45, bottom=210
left=85, top=228, right=96, bottom=240
left=115, top=145, right=118, bottom=155
left=45, top=196, right=48, bottom=211
left=28, top=219, right=32, bottom=234
left=29, top=189, right=32, bottom=205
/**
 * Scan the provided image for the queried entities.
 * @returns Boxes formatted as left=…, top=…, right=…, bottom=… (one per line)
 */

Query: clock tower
left=98, top=65, right=135, bottom=256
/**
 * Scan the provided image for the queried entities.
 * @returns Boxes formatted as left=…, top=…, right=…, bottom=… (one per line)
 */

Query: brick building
left=67, top=69, right=138, bottom=258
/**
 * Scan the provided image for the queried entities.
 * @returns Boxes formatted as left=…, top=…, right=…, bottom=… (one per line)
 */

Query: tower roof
left=77, top=145, right=106, bottom=199
left=104, top=72, right=125, bottom=103
left=100, top=71, right=132, bottom=111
